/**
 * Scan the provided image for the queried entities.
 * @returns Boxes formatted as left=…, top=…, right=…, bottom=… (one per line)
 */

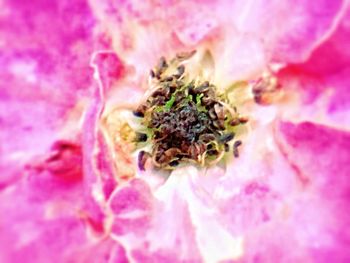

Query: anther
left=138, top=151, right=150, bottom=171
left=175, top=65, right=185, bottom=78
left=135, top=132, right=148, bottom=142
left=132, top=52, right=247, bottom=170
left=233, top=140, right=242, bottom=158
left=224, top=143, right=230, bottom=152
left=133, top=110, right=144, bottom=118
left=219, top=132, right=235, bottom=143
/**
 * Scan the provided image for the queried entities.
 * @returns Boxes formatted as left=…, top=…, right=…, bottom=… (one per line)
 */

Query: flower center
left=133, top=51, right=247, bottom=170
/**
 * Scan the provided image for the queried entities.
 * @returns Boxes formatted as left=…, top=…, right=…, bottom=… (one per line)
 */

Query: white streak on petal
left=155, top=166, right=245, bottom=262
left=9, top=60, right=38, bottom=83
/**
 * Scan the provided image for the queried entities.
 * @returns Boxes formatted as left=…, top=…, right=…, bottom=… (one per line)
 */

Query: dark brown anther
left=224, top=143, right=230, bottom=152
left=169, top=82, right=177, bottom=93
left=153, top=96, right=166, bottom=106
left=214, top=104, right=225, bottom=121
left=164, top=148, right=181, bottom=158
left=253, top=94, right=263, bottom=104
left=133, top=110, right=144, bottom=118
left=176, top=50, right=196, bottom=60
left=202, top=96, right=215, bottom=106
left=202, top=81, right=210, bottom=87
left=213, top=119, right=225, bottom=130
left=164, top=76, right=174, bottom=82
left=134, top=103, right=149, bottom=117
left=138, top=150, right=150, bottom=171
left=135, top=132, right=148, bottom=142
left=198, top=141, right=206, bottom=154
left=219, top=132, right=235, bottom=143
left=169, top=160, right=179, bottom=167
left=175, top=65, right=185, bottom=78
left=176, top=80, right=185, bottom=87
left=158, top=56, right=168, bottom=71
left=152, top=88, right=167, bottom=98
left=199, top=133, right=216, bottom=143
left=150, top=69, right=155, bottom=78
left=208, top=108, right=217, bottom=120
left=230, top=118, right=240, bottom=126
left=196, top=82, right=210, bottom=93
left=207, top=149, right=218, bottom=156
left=252, top=76, right=281, bottom=105
left=233, top=140, right=242, bottom=158
left=188, top=143, right=204, bottom=159
left=239, top=117, right=248, bottom=124
left=233, top=148, right=239, bottom=158
left=234, top=140, right=242, bottom=147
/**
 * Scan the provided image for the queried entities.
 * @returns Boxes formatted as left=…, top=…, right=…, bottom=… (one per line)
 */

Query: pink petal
left=0, top=0, right=97, bottom=185
left=274, top=121, right=350, bottom=262
left=108, top=176, right=202, bottom=262
left=277, top=8, right=350, bottom=128
left=2, top=0, right=350, bottom=262
left=230, top=0, right=348, bottom=63
left=0, top=0, right=113, bottom=261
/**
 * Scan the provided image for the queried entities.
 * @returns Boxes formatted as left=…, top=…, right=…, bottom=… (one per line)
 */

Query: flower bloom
left=1, top=0, right=350, bottom=262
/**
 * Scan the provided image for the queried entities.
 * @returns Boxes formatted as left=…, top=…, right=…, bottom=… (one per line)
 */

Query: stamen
left=233, top=140, right=242, bottom=158
left=219, top=132, right=235, bottom=143
left=132, top=52, right=247, bottom=170
left=251, top=73, right=282, bottom=105
left=133, top=110, right=145, bottom=118
left=138, top=150, right=150, bottom=171
left=135, top=132, right=148, bottom=142
left=176, top=50, right=197, bottom=60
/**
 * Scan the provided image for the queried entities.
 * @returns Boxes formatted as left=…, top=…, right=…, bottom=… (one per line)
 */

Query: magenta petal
left=0, top=0, right=96, bottom=172
left=231, top=0, right=347, bottom=63
left=289, top=7, right=350, bottom=75
left=277, top=8, right=350, bottom=128
left=0, top=0, right=113, bottom=261
left=277, top=121, right=350, bottom=198
left=2, top=0, right=350, bottom=262
left=276, top=121, right=350, bottom=262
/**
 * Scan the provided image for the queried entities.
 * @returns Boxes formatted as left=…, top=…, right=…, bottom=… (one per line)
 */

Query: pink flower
left=1, top=0, right=350, bottom=262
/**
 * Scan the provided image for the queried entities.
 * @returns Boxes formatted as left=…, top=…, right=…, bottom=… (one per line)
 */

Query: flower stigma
left=132, top=51, right=248, bottom=171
